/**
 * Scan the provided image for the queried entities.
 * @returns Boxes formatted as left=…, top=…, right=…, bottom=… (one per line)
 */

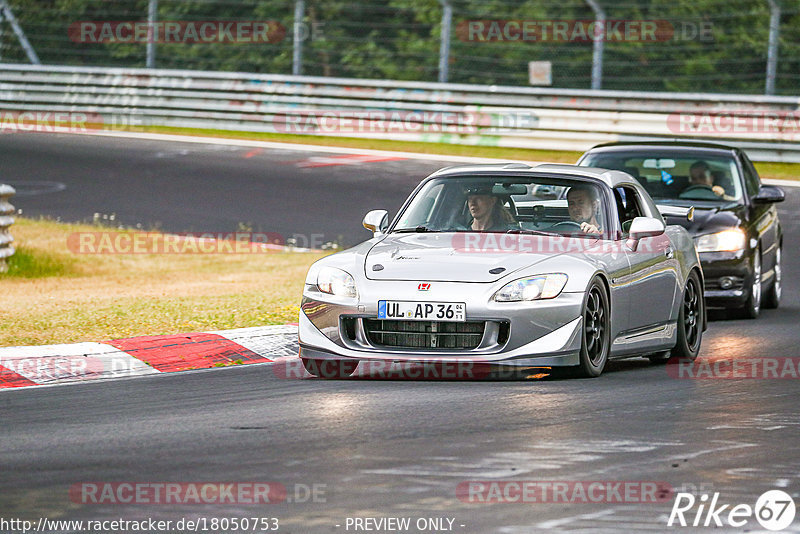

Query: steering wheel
left=679, top=184, right=720, bottom=200
left=549, top=221, right=583, bottom=232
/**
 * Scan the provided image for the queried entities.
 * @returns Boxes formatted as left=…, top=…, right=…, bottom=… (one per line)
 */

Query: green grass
left=131, top=125, right=585, bottom=163
left=4, top=245, right=79, bottom=278
left=1, top=217, right=325, bottom=346
left=753, top=161, right=800, bottom=182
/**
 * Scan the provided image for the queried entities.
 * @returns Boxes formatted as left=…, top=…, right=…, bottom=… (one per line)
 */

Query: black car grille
left=362, top=319, right=486, bottom=349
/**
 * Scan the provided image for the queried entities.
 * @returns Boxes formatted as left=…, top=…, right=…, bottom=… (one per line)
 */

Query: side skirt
left=609, top=322, right=677, bottom=359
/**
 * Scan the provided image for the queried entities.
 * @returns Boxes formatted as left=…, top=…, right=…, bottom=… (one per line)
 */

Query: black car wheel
left=672, top=270, right=703, bottom=361
left=302, top=358, right=359, bottom=379
left=763, top=247, right=781, bottom=309
left=734, top=251, right=761, bottom=319
left=573, top=279, right=610, bottom=378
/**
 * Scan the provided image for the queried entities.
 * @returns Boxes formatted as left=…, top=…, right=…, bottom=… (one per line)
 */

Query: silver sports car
left=299, top=163, right=705, bottom=378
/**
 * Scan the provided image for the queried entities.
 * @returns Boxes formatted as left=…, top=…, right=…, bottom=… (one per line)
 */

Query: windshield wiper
left=393, top=226, right=439, bottom=233
left=505, top=229, right=557, bottom=236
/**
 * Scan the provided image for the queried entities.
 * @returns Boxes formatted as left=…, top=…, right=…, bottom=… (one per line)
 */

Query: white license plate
left=377, top=301, right=466, bottom=322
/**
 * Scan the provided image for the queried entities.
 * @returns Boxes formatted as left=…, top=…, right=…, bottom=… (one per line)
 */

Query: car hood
left=659, top=202, right=746, bottom=236
left=364, top=233, right=594, bottom=282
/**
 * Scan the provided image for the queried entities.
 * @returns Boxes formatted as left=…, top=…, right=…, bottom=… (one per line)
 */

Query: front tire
left=672, top=271, right=703, bottom=361
left=302, top=358, right=358, bottom=379
left=763, top=246, right=781, bottom=309
left=572, top=278, right=611, bottom=378
left=733, top=251, right=761, bottom=319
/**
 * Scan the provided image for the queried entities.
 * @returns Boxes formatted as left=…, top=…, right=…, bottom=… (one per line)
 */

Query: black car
left=578, top=141, right=784, bottom=319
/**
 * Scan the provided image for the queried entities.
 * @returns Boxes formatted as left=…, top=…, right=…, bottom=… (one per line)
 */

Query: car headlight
left=493, top=273, right=568, bottom=302
left=695, top=229, right=746, bottom=252
left=317, top=266, right=358, bottom=298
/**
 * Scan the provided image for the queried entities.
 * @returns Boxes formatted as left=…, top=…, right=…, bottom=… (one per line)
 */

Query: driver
left=683, top=161, right=732, bottom=199
left=566, top=185, right=602, bottom=234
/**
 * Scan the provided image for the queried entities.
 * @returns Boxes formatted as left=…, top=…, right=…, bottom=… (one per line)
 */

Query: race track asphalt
left=1, top=133, right=799, bottom=533
left=1, top=133, right=445, bottom=247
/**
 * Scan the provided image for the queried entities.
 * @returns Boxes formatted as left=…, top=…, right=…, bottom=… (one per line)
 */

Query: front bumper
left=699, top=250, right=754, bottom=307
left=299, top=280, right=584, bottom=368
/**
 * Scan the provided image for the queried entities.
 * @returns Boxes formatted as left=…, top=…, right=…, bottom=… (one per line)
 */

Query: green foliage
left=1, top=0, right=797, bottom=94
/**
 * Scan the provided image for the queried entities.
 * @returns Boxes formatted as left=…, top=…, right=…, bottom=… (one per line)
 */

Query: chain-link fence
left=0, top=0, right=797, bottom=95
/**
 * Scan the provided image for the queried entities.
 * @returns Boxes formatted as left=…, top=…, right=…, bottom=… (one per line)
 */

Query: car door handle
left=665, top=246, right=674, bottom=259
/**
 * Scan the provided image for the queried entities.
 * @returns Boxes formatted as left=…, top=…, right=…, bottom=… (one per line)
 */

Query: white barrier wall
left=1, top=64, right=798, bottom=161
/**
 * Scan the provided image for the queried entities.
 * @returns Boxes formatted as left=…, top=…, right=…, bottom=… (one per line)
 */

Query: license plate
left=377, top=301, right=466, bottom=322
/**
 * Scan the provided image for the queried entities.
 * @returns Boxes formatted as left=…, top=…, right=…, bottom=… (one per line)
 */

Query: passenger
left=464, top=186, right=516, bottom=231
left=566, top=185, right=602, bottom=234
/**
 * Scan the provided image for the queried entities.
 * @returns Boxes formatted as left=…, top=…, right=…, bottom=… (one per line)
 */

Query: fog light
left=719, top=277, right=735, bottom=290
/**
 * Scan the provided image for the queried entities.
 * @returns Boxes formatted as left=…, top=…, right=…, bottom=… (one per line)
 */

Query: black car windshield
left=581, top=152, right=744, bottom=205
left=393, top=175, right=609, bottom=237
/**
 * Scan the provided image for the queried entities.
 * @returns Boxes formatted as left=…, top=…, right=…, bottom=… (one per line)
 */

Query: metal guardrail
left=0, top=184, right=16, bottom=273
left=1, top=63, right=799, bottom=162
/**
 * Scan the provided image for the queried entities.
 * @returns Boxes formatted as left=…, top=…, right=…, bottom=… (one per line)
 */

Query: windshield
left=393, top=175, right=609, bottom=237
left=581, top=152, right=743, bottom=205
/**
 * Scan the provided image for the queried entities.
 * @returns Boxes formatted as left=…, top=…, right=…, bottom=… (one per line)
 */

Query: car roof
left=585, top=140, right=738, bottom=154
left=428, top=162, right=639, bottom=189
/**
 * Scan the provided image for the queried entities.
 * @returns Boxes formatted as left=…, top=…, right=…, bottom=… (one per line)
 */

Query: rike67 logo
left=668, top=490, right=796, bottom=531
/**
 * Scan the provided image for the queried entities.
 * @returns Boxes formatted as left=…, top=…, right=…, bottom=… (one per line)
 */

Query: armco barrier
left=0, top=184, right=15, bottom=273
left=0, top=63, right=799, bottom=161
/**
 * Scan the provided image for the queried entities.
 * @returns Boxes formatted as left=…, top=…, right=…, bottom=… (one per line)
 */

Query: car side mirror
left=657, top=205, right=694, bottom=222
left=362, top=209, right=389, bottom=236
left=752, top=185, right=785, bottom=204
left=626, top=216, right=665, bottom=251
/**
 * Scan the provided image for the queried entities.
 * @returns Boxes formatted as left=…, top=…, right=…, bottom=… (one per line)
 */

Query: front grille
left=363, top=319, right=486, bottom=349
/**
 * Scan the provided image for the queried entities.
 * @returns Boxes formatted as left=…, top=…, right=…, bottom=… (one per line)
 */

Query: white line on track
left=69, top=129, right=800, bottom=187
left=70, top=130, right=545, bottom=164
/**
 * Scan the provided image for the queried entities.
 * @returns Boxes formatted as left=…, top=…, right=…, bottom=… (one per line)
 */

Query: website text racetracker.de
left=272, top=110, right=538, bottom=135
left=69, top=482, right=326, bottom=505
left=68, top=21, right=286, bottom=44
left=0, top=517, right=280, bottom=533
left=457, top=19, right=713, bottom=42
